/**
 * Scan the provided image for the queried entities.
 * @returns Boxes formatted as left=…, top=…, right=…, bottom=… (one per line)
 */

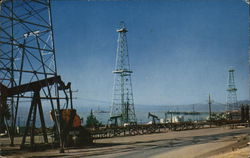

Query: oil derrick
left=226, top=69, right=238, bottom=111
left=247, top=0, right=250, bottom=100
left=0, top=0, right=69, bottom=151
left=244, top=0, right=250, bottom=100
left=110, top=22, right=136, bottom=125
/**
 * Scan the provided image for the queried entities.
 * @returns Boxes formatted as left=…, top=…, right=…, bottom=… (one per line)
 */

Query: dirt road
left=1, top=127, right=250, bottom=158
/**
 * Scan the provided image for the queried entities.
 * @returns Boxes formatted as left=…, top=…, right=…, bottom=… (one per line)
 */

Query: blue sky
left=51, top=0, right=249, bottom=107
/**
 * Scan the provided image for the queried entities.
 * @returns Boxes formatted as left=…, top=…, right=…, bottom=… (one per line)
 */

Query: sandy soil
left=151, top=136, right=250, bottom=158
left=208, top=146, right=250, bottom=158
left=1, top=127, right=249, bottom=158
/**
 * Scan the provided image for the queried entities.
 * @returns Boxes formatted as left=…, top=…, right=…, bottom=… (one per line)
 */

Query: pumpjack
left=148, top=112, right=160, bottom=125
left=0, top=76, right=92, bottom=151
left=109, top=114, right=122, bottom=126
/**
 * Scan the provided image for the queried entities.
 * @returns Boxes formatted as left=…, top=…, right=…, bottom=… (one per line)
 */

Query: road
left=2, top=127, right=250, bottom=158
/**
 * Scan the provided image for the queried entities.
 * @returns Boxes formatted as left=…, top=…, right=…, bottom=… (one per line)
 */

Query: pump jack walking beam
left=0, top=76, right=69, bottom=150
left=2, top=76, right=62, bottom=97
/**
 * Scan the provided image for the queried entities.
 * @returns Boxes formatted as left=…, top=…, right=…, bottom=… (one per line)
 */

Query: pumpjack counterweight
left=110, top=22, right=136, bottom=125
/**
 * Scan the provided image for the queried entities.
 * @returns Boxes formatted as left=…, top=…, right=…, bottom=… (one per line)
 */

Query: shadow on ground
left=2, top=128, right=249, bottom=158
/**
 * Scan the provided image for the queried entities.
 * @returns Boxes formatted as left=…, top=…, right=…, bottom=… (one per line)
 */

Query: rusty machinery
left=0, top=75, right=68, bottom=150
left=50, top=108, right=93, bottom=147
left=0, top=75, right=92, bottom=150
left=1, top=76, right=64, bottom=148
left=241, top=105, right=250, bottom=122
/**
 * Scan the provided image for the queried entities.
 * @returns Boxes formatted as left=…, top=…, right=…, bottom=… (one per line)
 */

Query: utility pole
left=164, top=112, right=167, bottom=123
left=170, top=111, right=173, bottom=123
left=192, top=104, right=195, bottom=122
left=208, top=94, right=212, bottom=127
left=110, top=22, right=136, bottom=125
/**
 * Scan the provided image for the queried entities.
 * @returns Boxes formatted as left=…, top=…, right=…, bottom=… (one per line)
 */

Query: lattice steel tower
left=226, top=69, right=238, bottom=111
left=246, top=0, right=250, bottom=100
left=0, top=0, right=69, bottom=151
left=110, top=22, right=136, bottom=125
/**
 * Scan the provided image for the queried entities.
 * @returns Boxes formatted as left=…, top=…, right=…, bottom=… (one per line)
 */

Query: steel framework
left=0, top=0, right=69, bottom=151
left=110, top=22, right=136, bottom=125
left=226, top=69, right=238, bottom=111
left=247, top=0, right=250, bottom=100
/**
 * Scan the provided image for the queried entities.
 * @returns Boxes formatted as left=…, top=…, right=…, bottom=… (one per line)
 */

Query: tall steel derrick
left=247, top=0, right=250, bottom=100
left=110, top=22, right=136, bottom=125
left=226, top=69, right=238, bottom=111
left=0, top=0, right=69, bottom=151
left=243, top=0, right=250, bottom=100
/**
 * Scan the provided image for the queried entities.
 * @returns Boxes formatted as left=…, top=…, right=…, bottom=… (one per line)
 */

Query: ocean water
left=16, top=105, right=209, bottom=127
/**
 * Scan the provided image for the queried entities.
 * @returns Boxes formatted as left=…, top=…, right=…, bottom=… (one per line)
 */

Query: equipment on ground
left=50, top=109, right=93, bottom=147
left=148, top=112, right=160, bottom=124
left=109, top=114, right=122, bottom=126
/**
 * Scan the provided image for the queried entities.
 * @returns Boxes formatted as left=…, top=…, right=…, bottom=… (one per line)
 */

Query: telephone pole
left=208, top=94, right=212, bottom=127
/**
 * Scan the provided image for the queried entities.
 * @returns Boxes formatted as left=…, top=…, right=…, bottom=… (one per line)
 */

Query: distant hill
left=135, top=100, right=250, bottom=113
left=238, top=100, right=250, bottom=105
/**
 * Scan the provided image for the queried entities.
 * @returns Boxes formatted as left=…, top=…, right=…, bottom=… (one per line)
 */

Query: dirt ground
left=150, top=131, right=250, bottom=158
left=1, top=126, right=250, bottom=158
left=208, top=147, right=250, bottom=158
